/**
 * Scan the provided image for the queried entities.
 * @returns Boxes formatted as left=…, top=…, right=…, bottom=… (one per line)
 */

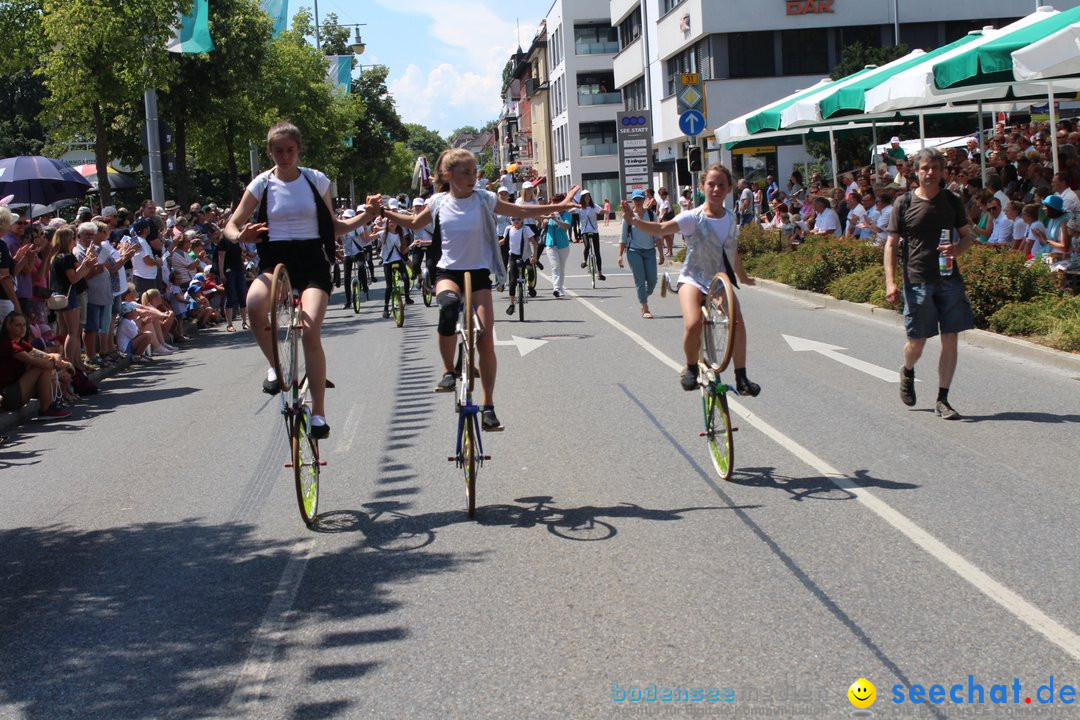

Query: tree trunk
left=92, top=101, right=111, bottom=208
left=224, top=117, right=239, bottom=204
left=175, top=113, right=189, bottom=208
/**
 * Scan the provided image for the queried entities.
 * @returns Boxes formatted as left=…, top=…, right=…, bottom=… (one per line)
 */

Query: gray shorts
left=902, top=275, right=975, bottom=339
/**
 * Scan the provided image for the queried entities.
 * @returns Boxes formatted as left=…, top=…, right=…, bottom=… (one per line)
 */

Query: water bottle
left=938, top=229, right=953, bottom=277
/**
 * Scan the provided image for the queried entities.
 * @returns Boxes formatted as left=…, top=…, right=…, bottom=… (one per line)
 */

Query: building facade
left=610, top=0, right=1080, bottom=197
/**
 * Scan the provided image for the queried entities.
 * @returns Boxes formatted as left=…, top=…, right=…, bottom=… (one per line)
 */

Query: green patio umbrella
left=933, top=5, right=1080, bottom=90
left=742, top=67, right=878, bottom=135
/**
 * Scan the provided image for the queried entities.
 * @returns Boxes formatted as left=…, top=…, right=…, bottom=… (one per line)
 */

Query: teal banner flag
left=260, top=0, right=288, bottom=38
left=327, top=55, right=353, bottom=94
left=167, top=0, right=214, bottom=54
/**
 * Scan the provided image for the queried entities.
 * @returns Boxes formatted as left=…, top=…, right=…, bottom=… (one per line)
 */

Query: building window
left=833, top=25, right=881, bottom=62
left=623, top=77, right=647, bottom=112
left=577, top=71, right=619, bottom=106
left=665, top=45, right=697, bottom=98
left=781, top=29, right=828, bottom=75
left=551, top=26, right=563, bottom=69
left=660, top=0, right=684, bottom=15
left=575, top=23, right=618, bottom=55
left=729, top=32, right=775, bottom=78
left=618, top=8, right=642, bottom=50
left=899, top=22, right=940, bottom=51
left=580, top=121, right=617, bottom=157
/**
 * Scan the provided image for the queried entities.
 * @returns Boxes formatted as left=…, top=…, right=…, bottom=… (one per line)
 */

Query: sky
left=297, top=0, right=547, bottom=137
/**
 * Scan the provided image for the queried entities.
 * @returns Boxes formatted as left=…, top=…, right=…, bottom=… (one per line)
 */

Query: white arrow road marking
left=782, top=334, right=906, bottom=383
left=492, top=329, right=548, bottom=357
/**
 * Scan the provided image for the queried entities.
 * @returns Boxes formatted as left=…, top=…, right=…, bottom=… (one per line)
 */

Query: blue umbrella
left=0, top=156, right=93, bottom=205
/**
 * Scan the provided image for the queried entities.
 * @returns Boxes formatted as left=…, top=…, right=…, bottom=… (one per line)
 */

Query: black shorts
left=434, top=268, right=493, bottom=293
left=258, top=238, right=333, bottom=295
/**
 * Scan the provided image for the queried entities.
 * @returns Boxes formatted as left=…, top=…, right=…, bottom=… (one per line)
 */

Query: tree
left=37, top=0, right=190, bottom=205
left=830, top=42, right=909, bottom=81
left=163, top=0, right=274, bottom=203
left=404, top=123, right=448, bottom=162
left=0, top=0, right=45, bottom=75
left=317, top=12, right=351, bottom=56
left=0, top=71, right=48, bottom=158
left=341, top=65, right=407, bottom=196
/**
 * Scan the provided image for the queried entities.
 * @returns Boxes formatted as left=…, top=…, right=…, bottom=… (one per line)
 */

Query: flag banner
left=260, top=0, right=288, bottom=38
left=167, top=0, right=214, bottom=54
left=326, top=55, right=353, bottom=94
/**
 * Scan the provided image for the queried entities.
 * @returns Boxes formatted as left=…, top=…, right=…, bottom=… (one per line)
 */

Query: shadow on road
left=728, top=466, right=919, bottom=501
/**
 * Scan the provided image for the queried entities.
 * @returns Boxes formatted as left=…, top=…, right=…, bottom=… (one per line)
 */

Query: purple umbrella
left=0, top=156, right=93, bottom=205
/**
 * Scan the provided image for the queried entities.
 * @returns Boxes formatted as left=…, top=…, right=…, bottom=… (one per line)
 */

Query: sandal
left=642, top=310, right=654, bottom=319
left=241, top=322, right=249, bottom=330
left=226, top=325, right=236, bottom=332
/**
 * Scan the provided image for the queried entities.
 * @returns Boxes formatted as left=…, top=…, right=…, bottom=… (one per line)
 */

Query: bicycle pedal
left=483, top=455, right=492, bottom=460
left=733, top=427, right=739, bottom=432
left=319, top=460, right=328, bottom=465
left=284, top=462, right=293, bottom=468
left=447, top=456, right=456, bottom=462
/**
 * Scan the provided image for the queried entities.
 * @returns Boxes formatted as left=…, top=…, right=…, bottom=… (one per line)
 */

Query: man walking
left=884, top=148, right=974, bottom=420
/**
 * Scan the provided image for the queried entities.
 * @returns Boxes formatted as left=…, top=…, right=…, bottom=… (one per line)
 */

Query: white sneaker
left=153, top=345, right=174, bottom=356
left=163, top=344, right=179, bottom=352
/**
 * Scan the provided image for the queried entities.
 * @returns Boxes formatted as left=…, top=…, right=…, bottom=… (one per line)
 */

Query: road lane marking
left=227, top=538, right=315, bottom=712
left=783, top=334, right=905, bottom=383
left=561, top=283, right=1080, bottom=663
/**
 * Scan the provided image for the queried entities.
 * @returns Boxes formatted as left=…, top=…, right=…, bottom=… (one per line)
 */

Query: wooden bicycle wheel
left=702, top=272, right=736, bottom=373
left=269, top=264, right=297, bottom=392
left=463, top=271, right=475, bottom=393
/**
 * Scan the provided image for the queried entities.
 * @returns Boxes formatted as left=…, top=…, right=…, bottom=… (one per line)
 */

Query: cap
left=77, top=206, right=91, bottom=215
left=342, top=209, right=357, bottom=218
left=497, top=187, right=510, bottom=195
left=120, top=301, right=138, bottom=315
left=176, top=216, right=189, bottom=227
left=522, top=181, right=534, bottom=190
left=101, top=205, right=117, bottom=218
left=580, top=189, right=591, bottom=196
left=164, top=200, right=178, bottom=210
left=631, top=189, right=646, bottom=200
left=187, top=283, right=202, bottom=294
left=412, top=197, right=425, bottom=207
left=890, top=136, right=900, bottom=144
left=193, top=273, right=206, bottom=283
left=387, top=199, right=401, bottom=211
left=1043, top=194, right=1065, bottom=212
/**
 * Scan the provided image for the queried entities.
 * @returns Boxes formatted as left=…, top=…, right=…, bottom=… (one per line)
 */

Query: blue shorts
left=84, top=303, right=109, bottom=333
left=902, top=275, right=975, bottom=339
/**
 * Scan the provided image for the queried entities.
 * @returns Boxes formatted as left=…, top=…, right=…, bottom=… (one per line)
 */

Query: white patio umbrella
left=1012, top=21, right=1080, bottom=81
left=715, top=78, right=832, bottom=144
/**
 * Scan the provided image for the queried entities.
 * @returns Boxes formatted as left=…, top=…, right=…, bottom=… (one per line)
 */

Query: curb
left=753, top=278, right=1080, bottom=373
left=0, top=357, right=131, bottom=434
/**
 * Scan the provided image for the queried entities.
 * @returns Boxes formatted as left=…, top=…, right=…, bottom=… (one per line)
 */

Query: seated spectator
left=185, top=282, right=219, bottom=326
left=116, top=301, right=171, bottom=360
left=0, top=311, right=71, bottom=418
left=139, top=288, right=183, bottom=345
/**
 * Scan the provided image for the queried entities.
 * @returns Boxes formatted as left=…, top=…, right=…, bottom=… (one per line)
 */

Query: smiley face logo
left=848, top=678, right=876, bottom=709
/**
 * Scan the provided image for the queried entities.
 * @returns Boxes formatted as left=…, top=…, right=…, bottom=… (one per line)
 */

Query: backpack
left=71, top=368, right=98, bottom=396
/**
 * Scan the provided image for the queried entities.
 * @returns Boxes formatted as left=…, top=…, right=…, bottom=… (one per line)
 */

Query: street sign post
left=617, top=111, right=653, bottom=201
left=679, top=109, right=706, bottom=137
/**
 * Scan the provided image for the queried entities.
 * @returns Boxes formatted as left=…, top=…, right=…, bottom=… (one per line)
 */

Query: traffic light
left=688, top=145, right=702, bottom=172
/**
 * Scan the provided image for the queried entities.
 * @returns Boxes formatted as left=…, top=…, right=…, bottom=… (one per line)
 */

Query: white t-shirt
left=1027, top=220, right=1051, bottom=255
left=245, top=167, right=332, bottom=242
left=846, top=204, right=867, bottom=235
left=658, top=198, right=671, bottom=218
left=674, top=208, right=737, bottom=294
left=814, top=208, right=840, bottom=235
left=578, top=206, right=599, bottom=234
left=98, top=240, right=127, bottom=297
left=1012, top=218, right=1028, bottom=244
left=504, top=225, right=535, bottom=257
left=117, top=317, right=139, bottom=353
left=738, top=187, right=753, bottom=213
left=433, top=190, right=499, bottom=271
left=130, top=237, right=159, bottom=280
left=874, top=206, right=893, bottom=245
left=381, top=231, right=405, bottom=263
left=1060, top=187, right=1080, bottom=215
left=170, top=249, right=197, bottom=285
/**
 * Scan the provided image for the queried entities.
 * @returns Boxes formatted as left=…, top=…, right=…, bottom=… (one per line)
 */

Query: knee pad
left=436, top=290, right=460, bottom=336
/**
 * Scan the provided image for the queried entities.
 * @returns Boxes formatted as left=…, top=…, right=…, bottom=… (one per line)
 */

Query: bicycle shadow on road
left=949, top=410, right=1080, bottom=424
left=728, top=466, right=919, bottom=502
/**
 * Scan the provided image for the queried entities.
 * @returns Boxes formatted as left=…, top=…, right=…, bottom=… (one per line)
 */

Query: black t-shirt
left=217, top=238, right=244, bottom=273
left=886, top=189, right=967, bottom=285
left=0, top=239, right=13, bottom=274
left=52, top=252, right=85, bottom=295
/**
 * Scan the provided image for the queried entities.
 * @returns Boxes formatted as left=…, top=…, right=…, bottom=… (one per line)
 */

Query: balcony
left=501, top=101, right=519, bottom=120
left=578, top=91, right=622, bottom=106
left=575, top=39, right=619, bottom=55
left=525, top=77, right=548, bottom=98
left=580, top=142, right=618, bottom=157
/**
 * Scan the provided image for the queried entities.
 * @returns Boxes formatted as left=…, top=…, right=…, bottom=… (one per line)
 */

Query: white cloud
left=373, top=0, right=537, bottom=136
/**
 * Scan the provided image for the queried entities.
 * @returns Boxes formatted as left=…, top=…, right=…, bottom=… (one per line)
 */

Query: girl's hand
left=241, top=222, right=269, bottom=243
left=617, top=256, right=625, bottom=269
left=621, top=200, right=633, bottom=217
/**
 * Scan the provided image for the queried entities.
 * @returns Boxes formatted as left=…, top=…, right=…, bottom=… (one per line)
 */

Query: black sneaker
left=505, top=304, right=515, bottom=316
left=262, top=377, right=281, bottom=395
left=435, top=372, right=456, bottom=393
left=680, top=365, right=699, bottom=391
left=481, top=407, right=504, bottom=432
left=553, top=290, right=561, bottom=298
left=597, top=273, right=606, bottom=281
left=736, top=377, right=761, bottom=397
left=310, top=421, right=329, bottom=440
left=580, top=262, right=587, bottom=269
left=528, top=288, right=537, bottom=298
left=382, top=310, right=390, bottom=319
left=899, top=368, right=916, bottom=406
left=935, top=400, right=960, bottom=420
left=405, top=297, right=415, bottom=305
left=536, top=261, right=544, bottom=271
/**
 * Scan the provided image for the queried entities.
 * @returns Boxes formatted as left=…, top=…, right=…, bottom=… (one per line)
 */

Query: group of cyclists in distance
left=225, top=120, right=757, bottom=441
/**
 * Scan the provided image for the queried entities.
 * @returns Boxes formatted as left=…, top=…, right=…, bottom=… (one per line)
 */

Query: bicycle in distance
left=661, top=270, right=741, bottom=480
left=389, top=265, right=406, bottom=327
left=269, top=263, right=325, bottom=526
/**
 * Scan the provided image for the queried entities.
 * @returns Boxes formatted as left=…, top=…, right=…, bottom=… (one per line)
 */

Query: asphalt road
left=2, top=225, right=1079, bottom=720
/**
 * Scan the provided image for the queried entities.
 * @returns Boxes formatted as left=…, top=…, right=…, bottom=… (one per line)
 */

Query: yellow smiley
left=848, top=678, right=876, bottom=709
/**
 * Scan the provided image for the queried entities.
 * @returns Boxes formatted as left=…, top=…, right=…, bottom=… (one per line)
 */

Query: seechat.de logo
left=622, top=116, right=647, bottom=126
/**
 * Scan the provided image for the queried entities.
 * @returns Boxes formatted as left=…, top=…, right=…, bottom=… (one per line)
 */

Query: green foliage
left=827, top=264, right=895, bottom=308
left=959, top=245, right=1057, bottom=326
left=776, top=236, right=883, bottom=293
left=830, top=42, right=909, bottom=81
left=317, top=12, right=352, bottom=56
left=0, top=71, right=47, bottom=157
left=736, top=223, right=783, bottom=257
left=344, top=65, right=408, bottom=195
left=988, top=294, right=1080, bottom=353
left=405, top=123, right=448, bottom=162
left=0, top=0, right=45, bottom=74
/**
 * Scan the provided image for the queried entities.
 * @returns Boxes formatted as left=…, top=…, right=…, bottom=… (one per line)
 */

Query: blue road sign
left=679, top=109, right=706, bottom=137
